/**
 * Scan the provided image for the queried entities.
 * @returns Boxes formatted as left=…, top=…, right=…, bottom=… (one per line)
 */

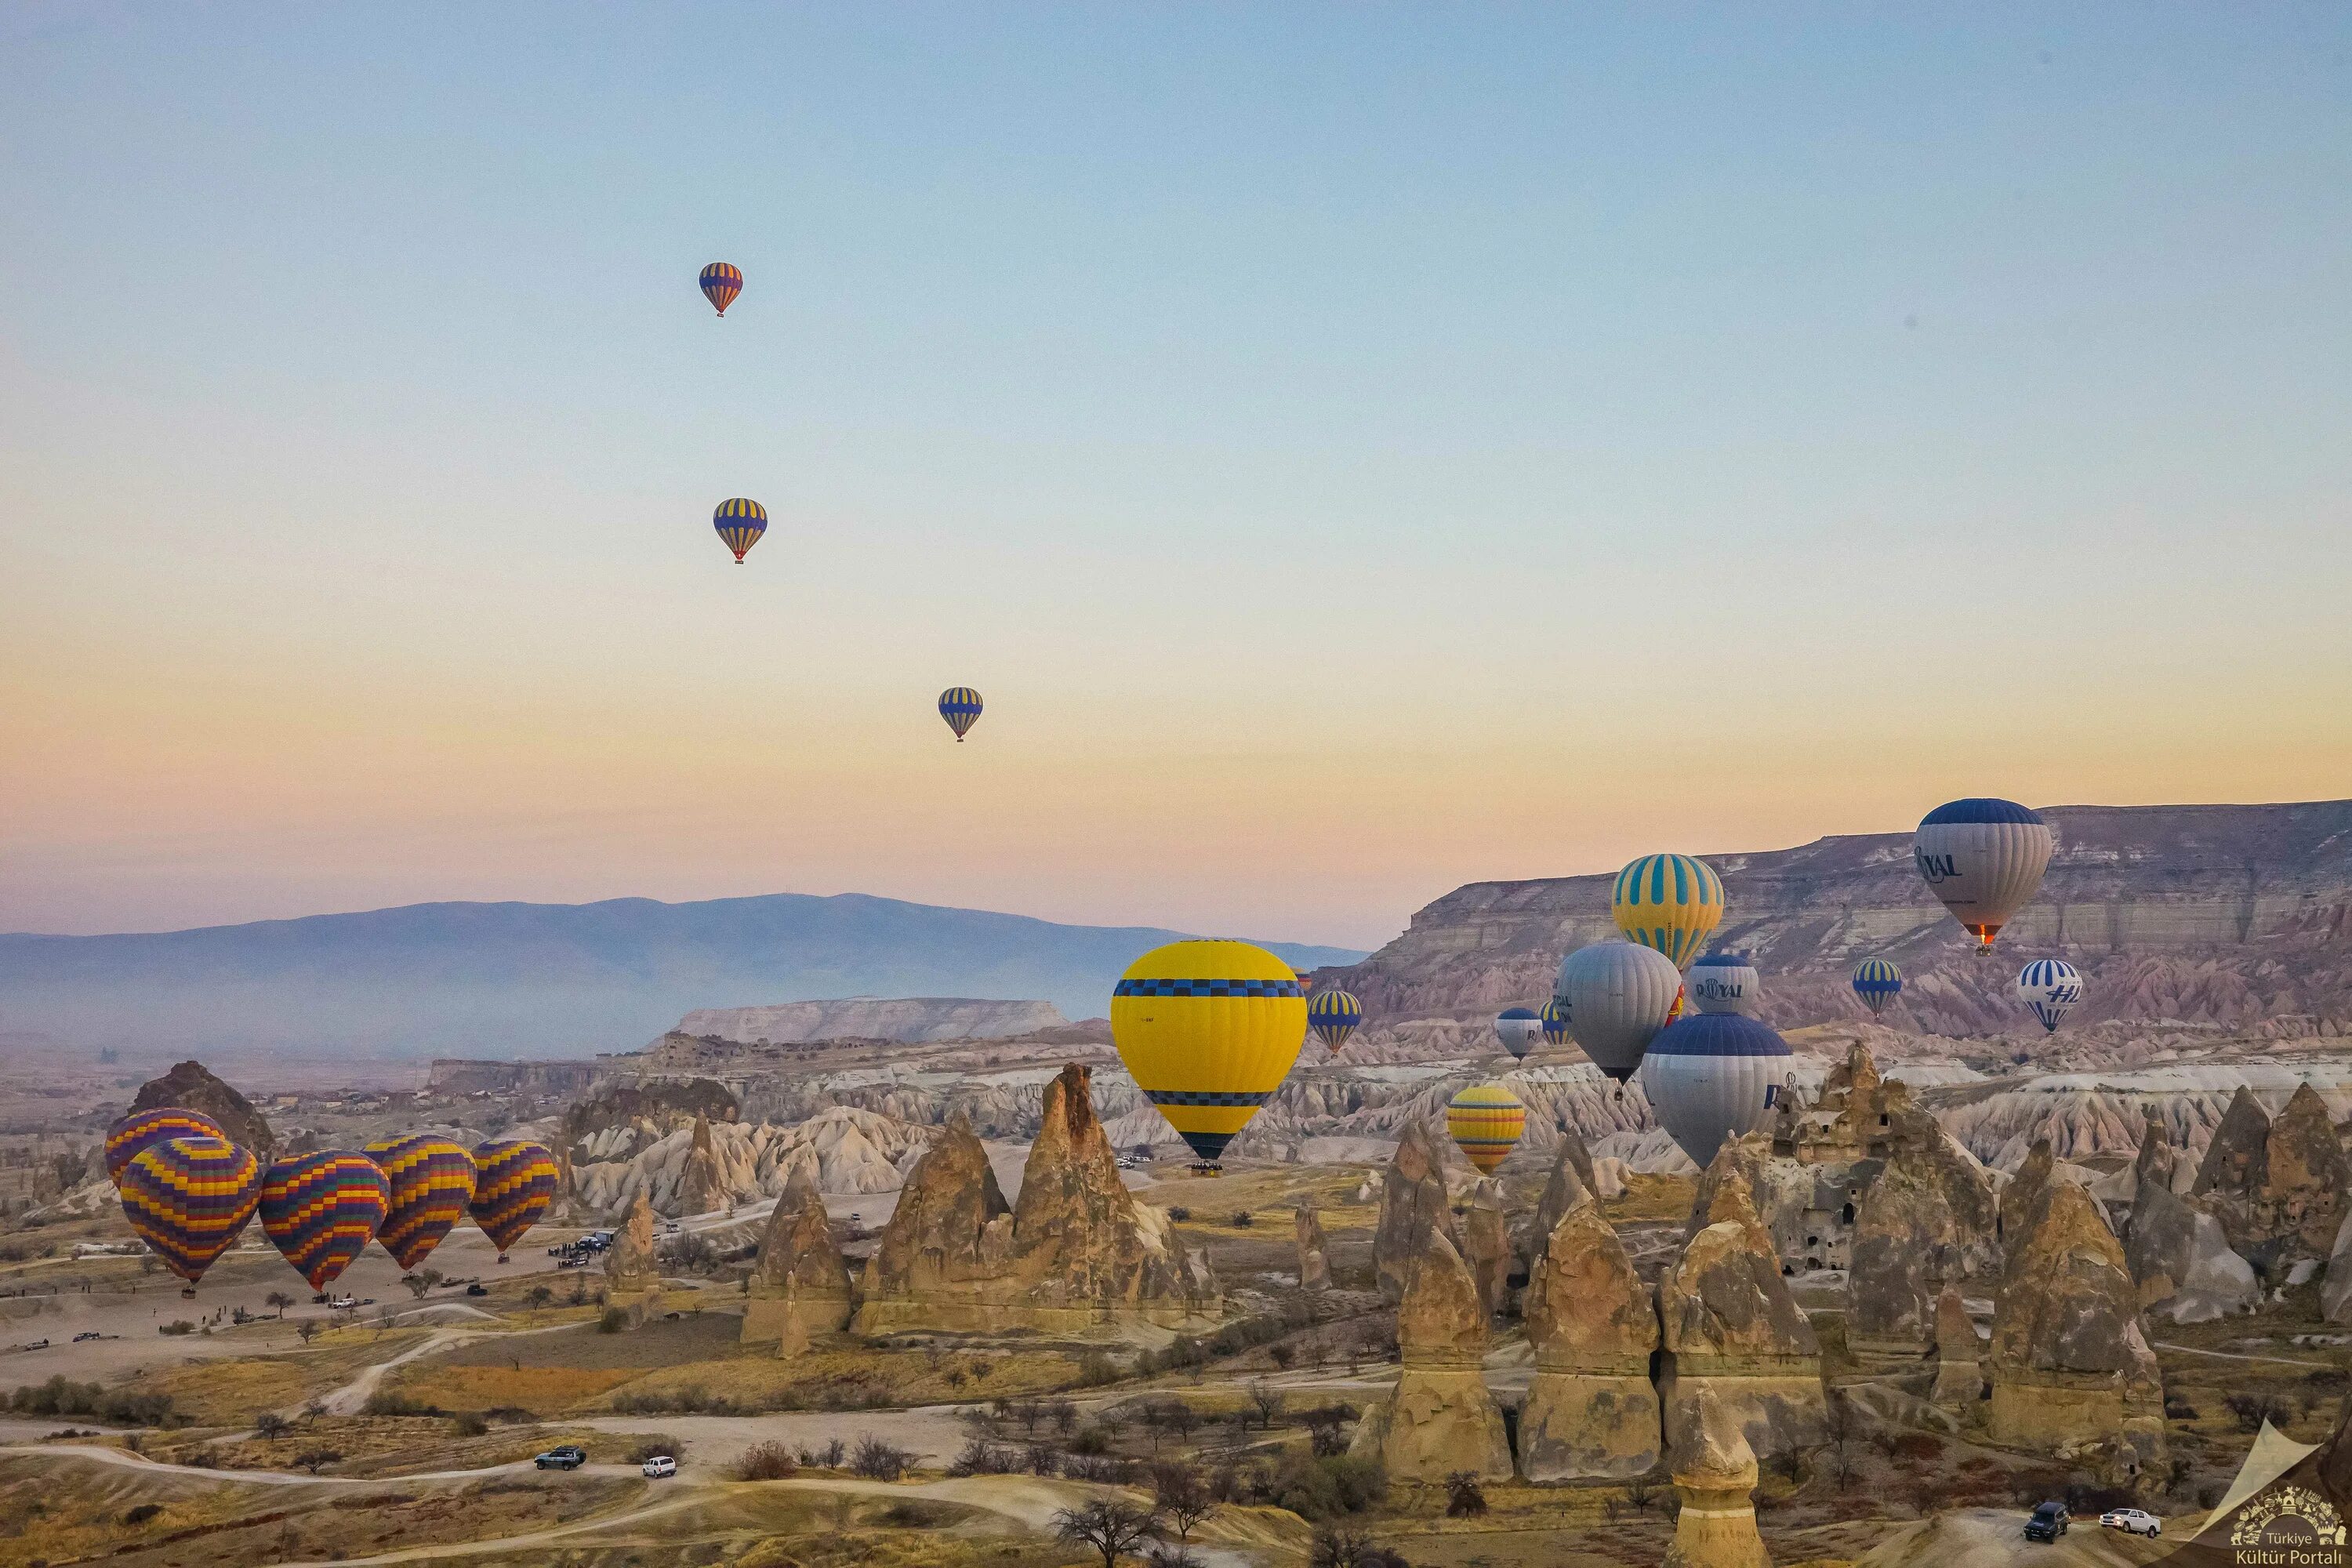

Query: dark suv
left=2024, top=1500, right=2071, bottom=1542
left=535, top=1446, right=587, bottom=1471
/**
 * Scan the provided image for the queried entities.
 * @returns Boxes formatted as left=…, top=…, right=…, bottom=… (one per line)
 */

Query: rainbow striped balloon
left=699, top=261, right=743, bottom=316
left=1445, top=1082, right=1526, bottom=1174
left=105, top=1107, right=228, bottom=1185
left=1610, top=853, right=1726, bottom=969
left=363, top=1134, right=477, bottom=1272
left=470, top=1139, right=561, bottom=1258
left=260, top=1150, right=390, bottom=1290
left=118, top=1136, right=261, bottom=1284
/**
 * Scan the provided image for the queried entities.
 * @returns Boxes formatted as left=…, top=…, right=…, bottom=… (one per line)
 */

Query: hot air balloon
left=1611, top=853, right=1726, bottom=969
left=104, top=1107, right=227, bottom=1185
left=470, top=1139, right=561, bottom=1260
left=118, top=1136, right=261, bottom=1288
left=1555, top=940, right=1683, bottom=1084
left=1638, top=1013, right=1793, bottom=1171
left=699, top=262, right=742, bottom=316
left=1539, top=999, right=1573, bottom=1048
left=1686, top=953, right=1759, bottom=1016
left=1110, top=938, right=1305, bottom=1171
left=1915, top=799, right=2053, bottom=952
left=1494, top=1007, right=1542, bottom=1062
left=260, top=1150, right=390, bottom=1291
left=1851, top=958, right=1903, bottom=1017
left=363, top=1134, right=478, bottom=1272
left=1446, top=1082, right=1526, bottom=1174
left=713, top=498, right=768, bottom=564
left=2016, top=958, right=2082, bottom=1034
left=938, top=687, right=983, bottom=741
left=1306, top=989, right=1363, bottom=1058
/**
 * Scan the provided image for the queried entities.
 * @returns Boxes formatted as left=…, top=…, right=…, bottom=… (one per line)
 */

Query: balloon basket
left=1188, top=1163, right=1222, bottom=1178
left=497, top=1254, right=510, bottom=1264
left=180, top=1287, right=196, bottom=1298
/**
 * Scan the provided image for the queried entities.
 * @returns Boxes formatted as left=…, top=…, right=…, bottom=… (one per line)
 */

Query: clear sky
left=3, top=5, right=2348, bottom=949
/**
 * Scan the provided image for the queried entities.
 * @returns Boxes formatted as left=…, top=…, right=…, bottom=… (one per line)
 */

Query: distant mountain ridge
left=1326, top=800, right=2352, bottom=1039
left=0, top=892, right=1363, bottom=1060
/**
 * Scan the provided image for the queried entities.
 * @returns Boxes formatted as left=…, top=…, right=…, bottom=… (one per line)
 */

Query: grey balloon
left=1637, top=1013, right=1793, bottom=1171
left=1686, top=953, right=1760, bottom=1016
left=1552, top=940, right=1683, bottom=1083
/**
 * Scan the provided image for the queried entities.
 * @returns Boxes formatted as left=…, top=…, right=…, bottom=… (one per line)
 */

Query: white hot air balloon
left=2016, top=958, right=2082, bottom=1034
left=1686, top=953, right=1760, bottom=1016
left=1494, top=1007, right=1542, bottom=1062
left=1553, top=940, right=1683, bottom=1085
left=1638, top=1012, right=1794, bottom=1171
left=1915, top=798, right=2053, bottom=953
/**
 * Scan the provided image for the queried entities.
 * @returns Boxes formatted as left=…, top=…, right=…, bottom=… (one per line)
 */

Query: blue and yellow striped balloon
left=713, top=498, right=768, bottom=564
left=105, top=1107, right=228, bottom=1185
left=1445, top=1083, right=1526, bottom=1174
left=470, top=1139, right=561, bottom=1258
left=1112, top=939, right=1305, bottom=1168
left=1539, top=998, right=1573, bottom=1047
left=938, top=687, right=983, bottom=741
left=1305, top=988, right=1363, bottom=1058
left=1850, top=957, right=1903, bottom=1017
left=260, top=1150, right=390, bottom=1290
left=119, top=1136, right=262, bottom=1284
left=364, top=1134, right=477, bottom=1272
left=699, top=261, right=742, bottom=316
left=1610, top=853, right=1726, bottom=970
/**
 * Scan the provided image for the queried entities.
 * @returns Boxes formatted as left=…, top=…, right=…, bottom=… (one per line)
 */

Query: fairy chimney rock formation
left=1929, top=1284, right=1984, bottom=1409
left=677, top=1112, right=728, bottom=1218
left=2189, top=1084, right=2350, bottom=1279
left=1519, top=1124, right=1599, bottom=1272
left=1664, top=1385, right=1773, bottom=1568
left=604, top=1190, right=664, bottom=1323
left=1464, top=1178, right=1510, bottom=1318
left=742, top=1168, right=853, bottom=1349
left=2124, top=1175, right=2258, bottom=1323
left=1517, top=1191, right=1662, bottom=1481
left=1846, top=1148, right=1982, bottom=1368
left=1374, top=1119, right=1462, bottom=1303
left=1999, top=1137, right=2056, bottom=1259
left=1989, top=1180, right=2165, bottom=1482
left=853, top=1068, right=1216, bottom=1334
left=1657, top=1168, right=1827, bottom=1461
left=1348, top=1229, right=1512, bottom=1482
left=1296, top=1197, right=1331, bottom=1292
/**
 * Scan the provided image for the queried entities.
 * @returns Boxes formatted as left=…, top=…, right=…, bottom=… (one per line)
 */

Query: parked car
left=2024, top=1501, right=2071, bottom=1542
left=464, top=1283, right=489, bottom=1297
left=535, top=1446, right=587, bottom=1471
left=641, top=1454, right=677, bottom=1479
left=327, top=1295, right=357, bottom=1311
left=2100, top=1508, right=2161, bottom=1537
left=73, top=1331, right=100, bottom=1342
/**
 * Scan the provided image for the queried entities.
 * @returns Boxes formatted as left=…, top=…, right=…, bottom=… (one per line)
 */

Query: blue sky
left=3, top=5, right=2348, bottom=946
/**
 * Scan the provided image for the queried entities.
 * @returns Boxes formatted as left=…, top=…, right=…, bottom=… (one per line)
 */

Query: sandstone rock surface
left=743, top=1169, right=853, bottom=1349
left=2124, top=1177, right=2257, bottom=1323
left=2328, top=1210, right=2352, bottom=1326
left=1348, top=1229, right=1512, bottom=1482
left=1664, top=1384, right=1771, bottom=1568
left=1374, top=1120, right=1462, bottom=1303
left=1296, top=1198, right=1330, bottom=1292
left=1658, top=1169, right=1826, bottom=1461
left=571, top=1105, right=937, bottom=1218
left=1517, top=1192, right=1661, bottom=1481
left=604, top=1191, right=664, bottom=1323
left=1929, top=1284, right=1983, bottom=1409
left=676, top=997, right=1069, bottom=1046
left=128, top=1061, right=276, bottom=1160
left=1463, top=1178, right=1509, bottom=1318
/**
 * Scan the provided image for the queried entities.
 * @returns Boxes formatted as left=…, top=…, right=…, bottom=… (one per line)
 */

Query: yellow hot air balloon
left=1446, top=1082, right=1526, bottom=1174
left=1111, top=939, right=1305, bottom=1172
left=1611, top=853, right=1726, bottom=970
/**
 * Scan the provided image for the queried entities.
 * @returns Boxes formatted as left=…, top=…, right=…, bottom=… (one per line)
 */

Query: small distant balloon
left=1686, top=953, right=1759, bottom=1016
left=2016, top=958, right=2082, bottom=1034
left=1446, top=1082, right=1526, bottom=1174
left=1494, top=1007, right=1542, bottom=1062
left=1851, top=958, right=1903, bottom=1017
left=939, top=687, right=983, bottom=742
left=713, top=498, right=768, bottom=564
left=1306, top=989, right=1363, bottom=1058
left=699, top=262, right=743, bottom=317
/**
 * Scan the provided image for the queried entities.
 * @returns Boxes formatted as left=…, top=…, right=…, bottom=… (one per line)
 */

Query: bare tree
left=1153, top=1461, right=1219, bottom=1542
left=1053, top=1498, right=1162, bottom=1568
left=295, top=1319, right=320, bottom=1347
left=264, top=1291, right=295, bottom=1319
left=1245, top=1379, right=1287, bottom=1431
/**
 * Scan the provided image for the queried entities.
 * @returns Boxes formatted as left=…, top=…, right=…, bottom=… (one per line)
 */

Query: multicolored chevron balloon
left=362, top=1134, right=477, bottom=1272
left=470, top=1139, right=560, bottom=1259
left=104, top=1107, right=228, bottom=1185
left=118, top=1136, right=262, bottom=1284
left=260, top=1150, right=390, bottom=1290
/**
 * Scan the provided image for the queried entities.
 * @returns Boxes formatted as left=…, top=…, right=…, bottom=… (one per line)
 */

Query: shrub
left=629, top=1436, right=683, bottom=1464
left=1266, top=1453, right=1386, bottom=1519
left=734, top=1442, right=798, bottom=1481
left=1076, top=1352, right=1120, bottom=1387
left=292, top=1450, right=341, bottom=1475
left=6, top=1376, right=179, bottom=1428
left=1310, top=1527, right=1410, bottom=1568
left=123, top=1504, right=162, bottom=1526
left=1300, top=1404, right=1357, bottom=1457
left=851, top=1436, right=913, bottom=1481
left=361, top=1390, right=440, bottom=1417
left=949, top=1439, right=1022, bottom=1475
left=597, top=1306, right=629, bottom=1334
left=2223, top=1392, right=2292, bottom=1433
left=1886, top=1432, right=1944, bottom=1462
left=1443, top=1472, right=1487, bottom=1517
left=252, top=1412, right=292, bottom=1440
left=1230, top=1211, right=1254, bottom=1229
left=1167, top=1207, right=1192, bottom=1223
left=447, top=1410, right=490, bottom=1437
left=158, top=1320, right=196, bottom=1337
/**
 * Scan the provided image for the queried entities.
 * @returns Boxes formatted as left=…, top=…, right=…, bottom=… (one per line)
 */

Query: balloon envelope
left=470, top=1139, right=561, bottom=1256
left=938, top=687, right=983, bottom=740
left=1638, top=1013, right=1793, bottom=1171
left=1111, top=939, right=1305, bottom=1167
left=2016, top=958, right=2083, bottom=1034
left=1611, top=854, right=1726, bottom=969
left=1686, top=953, right=1760, bottom=1016
left=1851, top=958, right=1903, bottom=1016
left=1305, top=989, right=1363, bottom=1058
left=119, top=1136, right=261, bottom=1283
left=1446, top=1082, right=1526, bottom=1174
left=1539, top=999, right=1573, bottom=1047
left=105, top=1107, right=227, bottom=1185
left=1915, top=799, right=2053, bottom=949
left=713, top=498, right=768, bottom=564
left=260, top=1150, right=390, bottom=1290
left=699, top=262, right=742, bottom=316
left=1555, top=941, right=1683, bottom=1083
left=364, top=1134, right=478, bottom=1271
left=1494, top=1007, right=1542, bottom=1061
